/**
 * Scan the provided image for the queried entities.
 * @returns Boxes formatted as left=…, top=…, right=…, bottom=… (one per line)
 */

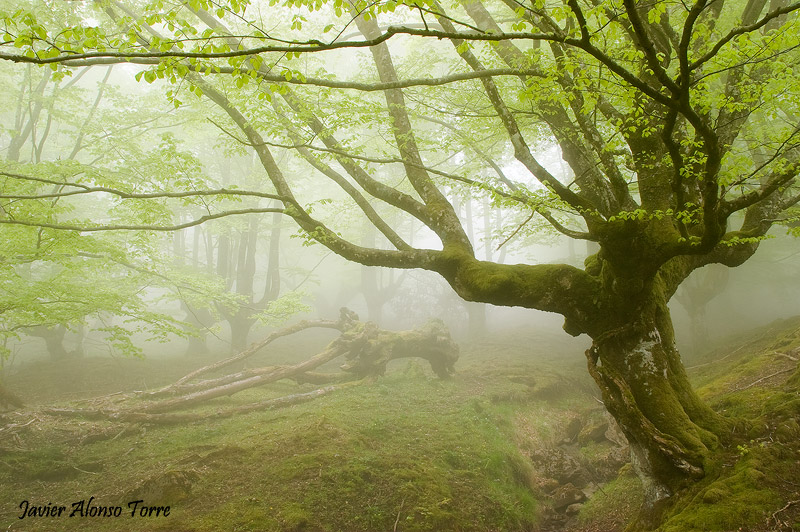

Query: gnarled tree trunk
left=585, top=280, right=728, bottom=510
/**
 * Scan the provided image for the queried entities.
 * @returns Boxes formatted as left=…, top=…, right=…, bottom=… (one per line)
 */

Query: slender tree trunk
left=482, top=198, right=493, bottom=262
left=675, top=266, right=729, bottom=355
left=466, top=302, right=486, bottom=338
left=262, top=210, right=281, bottom=302
left=687, top=304, right=709, bottom=355
left=181, top=304, right=214, bottom=356
left=8, top=69, right=51, bottom=162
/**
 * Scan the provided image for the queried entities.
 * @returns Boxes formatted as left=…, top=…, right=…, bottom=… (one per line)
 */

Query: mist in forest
left=3, top=2, right=800, bottom=529
left=2, top=65, right=798, bottom=371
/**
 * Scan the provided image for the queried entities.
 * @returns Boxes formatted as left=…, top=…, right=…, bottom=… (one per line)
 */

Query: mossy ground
left=0, top=326, right=593, bottom=532
left=653, top=317, right=800, bottom=532
left=1, top=318, right=799, bottom=532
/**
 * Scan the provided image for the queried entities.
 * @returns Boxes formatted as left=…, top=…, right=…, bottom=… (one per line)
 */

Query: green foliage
left=779, top=208, right=800, bottom=237
left=253, top=290, right=311, bottom=325
left=1, top=0, right=799, bottom=507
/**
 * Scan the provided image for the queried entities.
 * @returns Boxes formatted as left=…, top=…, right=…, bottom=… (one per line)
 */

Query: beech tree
left=0, top=64, right=251, bottom=357
left=2, top=0, right=800, bottom=512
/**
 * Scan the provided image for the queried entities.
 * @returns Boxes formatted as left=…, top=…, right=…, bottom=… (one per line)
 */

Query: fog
left=2, top=3, right=800, bottom=529
left=4, top=220, right=798, bottom=367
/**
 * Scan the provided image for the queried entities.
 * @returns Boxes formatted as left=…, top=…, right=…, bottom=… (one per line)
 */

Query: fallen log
left=340, top=319, right=459, bottom=379
left=142, top=342, right=349, bottom=413
left=38, top=309, right=459, bottom=424
left=148, top=316, right=344, bottom=397
left=45, top=385, right=341, bottom=425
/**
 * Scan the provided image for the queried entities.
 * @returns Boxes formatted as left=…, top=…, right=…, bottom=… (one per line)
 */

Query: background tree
left=2, top=0, right=800, bottom=514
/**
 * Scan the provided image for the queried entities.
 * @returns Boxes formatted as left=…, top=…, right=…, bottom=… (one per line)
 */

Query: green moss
left=659, top=446, right=782, bottom=532
left=786, top=366, right=800, bottom=389
left=0, top=370, right=542, bottom=532
left=578, top=470, right=643, bottom=528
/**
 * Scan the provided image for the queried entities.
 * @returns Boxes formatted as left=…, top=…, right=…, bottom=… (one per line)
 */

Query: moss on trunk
left=585, top=280, right=730, bottom=516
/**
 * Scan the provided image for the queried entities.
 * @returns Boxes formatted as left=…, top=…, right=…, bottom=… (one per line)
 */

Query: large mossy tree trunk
left=585, top=294, right=726, bottom=507
left=446, top=250, right=743, bottom=514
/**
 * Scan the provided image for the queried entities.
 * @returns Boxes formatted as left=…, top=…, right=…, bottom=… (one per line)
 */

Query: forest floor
left=0, top=317, right=799, bottom=532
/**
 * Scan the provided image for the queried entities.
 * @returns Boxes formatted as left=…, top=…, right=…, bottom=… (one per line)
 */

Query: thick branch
left=442, top=254, right=601, bottom=335
left=353, top=9, right=474, bottom=252
left=193, top=76, right=440, bottom=270
left=0, top=171, right=285, bottom=202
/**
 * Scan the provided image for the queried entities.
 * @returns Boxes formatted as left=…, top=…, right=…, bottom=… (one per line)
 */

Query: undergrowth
left=2, top=318, right=799, bottom=532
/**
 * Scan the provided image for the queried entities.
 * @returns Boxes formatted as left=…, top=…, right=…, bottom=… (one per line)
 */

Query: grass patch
left=578, top=467, right=643, bottom=530
left=659, top=444, right=787, bottom=532
left=1, top=369, right=540, bottom=532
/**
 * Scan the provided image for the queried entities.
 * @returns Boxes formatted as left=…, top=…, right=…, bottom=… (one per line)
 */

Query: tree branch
left=0, top=170, right=286, bottom=202
left=690, top=1, right=800, bottom=69
left=0, top=207, right=287, bottom=232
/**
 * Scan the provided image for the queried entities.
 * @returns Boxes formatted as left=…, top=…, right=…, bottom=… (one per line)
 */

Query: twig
left=736, top=368, right=795, bottom=391
left=0, top=418, right=35, bottom=433
left=393, top=497, right=405, bottom=532
left=72, top=465, right=99, bottom=475
left=769, top=499, right=800, bottom=528
left=496, top=210, right=535, bottom=251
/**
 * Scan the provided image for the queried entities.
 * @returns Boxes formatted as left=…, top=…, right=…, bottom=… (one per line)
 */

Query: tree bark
left=142, top=342, right=348, bottom=413
left=585, top=281, right=728, bottom=510
left=339, top=319, right=459, bottom=379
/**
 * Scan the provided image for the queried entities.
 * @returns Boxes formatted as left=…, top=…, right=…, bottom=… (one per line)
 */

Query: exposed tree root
left=735, top=367, right=797, bottom=392
left=35, top=309, right=459, bottom=426
left=769, top=499, right=800, bottom=531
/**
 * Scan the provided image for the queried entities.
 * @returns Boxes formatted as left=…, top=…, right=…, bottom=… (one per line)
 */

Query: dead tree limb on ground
left=40, top=309, right=459, bottom=425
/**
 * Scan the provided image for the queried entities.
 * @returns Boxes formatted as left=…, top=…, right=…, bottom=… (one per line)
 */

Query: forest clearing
left=2, top=0, right=800, bottom=528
